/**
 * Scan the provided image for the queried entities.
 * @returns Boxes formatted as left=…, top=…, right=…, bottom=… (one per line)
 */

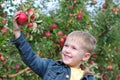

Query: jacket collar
left=57, top=60, right=94, bottom=76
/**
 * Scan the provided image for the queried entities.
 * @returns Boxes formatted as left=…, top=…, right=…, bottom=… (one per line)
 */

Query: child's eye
left=72, top=46, right=76, bottom=50
left=64, top=44, right=68, bottom=47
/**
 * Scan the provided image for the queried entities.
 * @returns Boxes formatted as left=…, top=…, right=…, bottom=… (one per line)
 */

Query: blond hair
left=67, top=31, right=96, bottom=53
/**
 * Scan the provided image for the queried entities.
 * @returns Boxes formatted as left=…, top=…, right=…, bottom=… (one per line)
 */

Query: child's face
left=61, top=37, right=88, bottom=68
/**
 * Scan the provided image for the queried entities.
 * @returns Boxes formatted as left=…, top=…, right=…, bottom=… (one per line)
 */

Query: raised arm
left=12, top=11, right=51, bottom=78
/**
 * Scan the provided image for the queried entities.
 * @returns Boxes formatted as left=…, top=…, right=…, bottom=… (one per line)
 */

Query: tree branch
left=2, top=67, right=30, bottom=78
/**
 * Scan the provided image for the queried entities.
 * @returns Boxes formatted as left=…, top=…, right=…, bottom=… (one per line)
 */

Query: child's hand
left=13, top=11, right=22, bottom=39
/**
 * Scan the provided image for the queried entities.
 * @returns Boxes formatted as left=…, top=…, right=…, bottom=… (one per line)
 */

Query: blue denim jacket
left=10, top=33, right=96, bottom=80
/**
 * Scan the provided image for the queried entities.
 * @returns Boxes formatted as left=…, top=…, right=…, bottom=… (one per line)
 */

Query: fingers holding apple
left=13, top=11, right=21, bottom=28
left=13, top=8, right=37, bottom=38
left=13, top=11, right=28, bottom=38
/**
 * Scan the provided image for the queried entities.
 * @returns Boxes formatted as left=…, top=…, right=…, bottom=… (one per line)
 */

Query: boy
left=10, top=11, right=96, bottom=80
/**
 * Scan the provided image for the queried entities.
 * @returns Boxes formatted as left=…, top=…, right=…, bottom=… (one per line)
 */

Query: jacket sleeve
left=9, top=32, right=52, bottom=78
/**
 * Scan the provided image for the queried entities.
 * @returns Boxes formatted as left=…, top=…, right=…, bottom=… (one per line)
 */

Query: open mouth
left=63, top=54, right=72, bottom=59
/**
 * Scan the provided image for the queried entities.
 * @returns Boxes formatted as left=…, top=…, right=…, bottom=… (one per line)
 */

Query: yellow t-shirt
left=70, top=67, right=84, bottom=80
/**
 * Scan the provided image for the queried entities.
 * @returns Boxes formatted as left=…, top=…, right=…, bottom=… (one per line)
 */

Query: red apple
left=31, top=15, right=36, bottom=21
left=116, top=74, right=120, bottom=79
left=63, top=35, right=67, bottom=40
left=0, top=56, right=5, bottom=61
left=51, top=24, right=57, bottom=29
left=60, top=38, right=65, bottom=43
left=107, top=65, right=114, bottom=70
left=74, top=0, right=77, bottom=3
left=57, top=31, right=63, bottom=36
left=102, top=3, right=107, bottom=9
left=27, top=9, right=35, bottom=16
left=102, top=72, right=107, bottom=80
left=1, top=27, right=7, bottom=33
left=112, top=8, right=119, bottom=13
left=16, top=12, right=28, bottom=25
left=27, top=9, right=35, bottom=21
left=28, top=22, right=33, bottom=28
left=77, top=14, right=82, bottom=20
left=45, top=31, right=51, bottom=37
left=16, top=64, right=21, bottom=70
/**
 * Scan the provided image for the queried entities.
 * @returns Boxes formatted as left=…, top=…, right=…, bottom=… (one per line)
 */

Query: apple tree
left=0, top=0, right=120, bottom=80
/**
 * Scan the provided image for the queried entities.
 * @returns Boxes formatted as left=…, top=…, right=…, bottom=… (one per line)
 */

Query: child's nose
left=65, top=47, right=71, bottom=53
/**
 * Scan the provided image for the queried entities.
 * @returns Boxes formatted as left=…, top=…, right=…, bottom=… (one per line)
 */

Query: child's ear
left=82, top=53, right=91, bottom=61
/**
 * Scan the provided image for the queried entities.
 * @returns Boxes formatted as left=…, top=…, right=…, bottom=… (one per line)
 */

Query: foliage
left=0, top=0, right=120, bottom=80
